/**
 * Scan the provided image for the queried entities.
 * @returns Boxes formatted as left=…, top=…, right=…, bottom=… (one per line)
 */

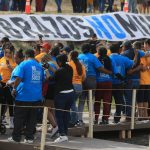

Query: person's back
left=16, top=59, right=44, bottom=102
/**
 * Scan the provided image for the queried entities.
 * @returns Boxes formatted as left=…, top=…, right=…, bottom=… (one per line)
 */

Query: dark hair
left=1, top=37, right=9, bottom=43
left=133, top=41, right=142, bottom=49
left=50, top=46, right=60, bottom=57
left=70, top=51, right=83, bottom=76
left=82, top=43, right=90, bottom=53
left=56, top=54, right=68, bottom=67
left=110, top=44, right=120, bottom=53
left=24, top=49, right=35, bottom=58
left=145, top=39, right=150, bottom=45
left=15, top=49, right=24, bottom=59
left=4, top=43, right=15, bottom=53
left=98, top=46, right=107, bottom=58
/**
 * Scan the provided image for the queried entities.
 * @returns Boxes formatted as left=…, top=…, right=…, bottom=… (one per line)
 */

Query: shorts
left=45, top=84, right=55, bottom=100
left=136, top=85, right=150, bottom=103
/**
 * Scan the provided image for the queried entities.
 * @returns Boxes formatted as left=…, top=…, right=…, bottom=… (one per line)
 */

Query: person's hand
left=11, top=89, right=16, bottom=97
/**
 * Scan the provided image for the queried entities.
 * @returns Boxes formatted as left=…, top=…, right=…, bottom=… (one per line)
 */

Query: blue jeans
left=54, top=92, right=75, bottom=135
left=123, top=79, right=139, bottom=117
left=128, top=0, right=138, bottom=13
left=70, top=84, right=82, bottom=124
left=0, top=0, right=9, bottom=11
left=78, top=76, right=96, bottom=121
left=98, top=0, right=105, bottom=13
left=55, top=0, right=62, bottom=12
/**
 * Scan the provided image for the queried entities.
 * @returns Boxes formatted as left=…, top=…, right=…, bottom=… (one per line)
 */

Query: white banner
left=0, top=12, right=149, bottom=41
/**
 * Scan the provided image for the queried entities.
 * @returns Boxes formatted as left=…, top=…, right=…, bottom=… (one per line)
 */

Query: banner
left=0, top=12, right=149, bottom=41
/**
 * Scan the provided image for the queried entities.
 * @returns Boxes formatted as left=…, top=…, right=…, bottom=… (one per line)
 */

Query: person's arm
left=97, top=67, right=112, bottom=75
left=11, top=77, right=21, bottom=97
left=127, top=64, right=143, bottom=75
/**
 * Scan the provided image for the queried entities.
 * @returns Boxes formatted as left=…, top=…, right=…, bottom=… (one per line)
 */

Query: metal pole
left=131, top=89, right=136, bottom=130
left=88, top=90, right=93, bottom=138
left=40, top=107, right=48, bottom=150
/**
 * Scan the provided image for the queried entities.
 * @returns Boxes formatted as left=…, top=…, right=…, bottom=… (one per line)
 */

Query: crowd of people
left=0, top=35, right=150, bottom=143
left=0, top=0, right=149, bottom=13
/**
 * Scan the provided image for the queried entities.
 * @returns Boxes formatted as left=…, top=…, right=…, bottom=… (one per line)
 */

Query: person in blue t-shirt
left=109, top=43, right=134, bottom=123
left=94, top=46, right=112, bottom=125
left=8, top=49, right=44, bottom=143
left=78, top=43, right=112, bottom=124
left=121, top=40, right=145, bottom=121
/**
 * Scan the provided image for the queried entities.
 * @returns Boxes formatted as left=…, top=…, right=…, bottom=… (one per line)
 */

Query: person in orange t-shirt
left=35, top=42, right=51, bottom=62
left=68, top=51, right=86, bottom=126
left=0, top=44, right=16, bottom=127
left=137, top=39, right=150, bottom=120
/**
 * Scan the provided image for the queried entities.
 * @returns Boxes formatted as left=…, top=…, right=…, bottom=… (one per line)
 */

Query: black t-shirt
left=54, top=64, right=73, bottom=94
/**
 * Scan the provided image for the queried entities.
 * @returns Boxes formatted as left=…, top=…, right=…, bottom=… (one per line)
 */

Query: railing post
left=131, top=89, right=136, bottom=130
left=88, top=90, right=93, bottom=138
left=40, top=107, right=48, bottom=150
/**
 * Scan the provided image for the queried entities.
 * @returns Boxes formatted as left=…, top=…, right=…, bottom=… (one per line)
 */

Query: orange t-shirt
left=87, top=0, right=93, bottom=5
left=35, top=52, right=46, bottom=62
left=68, top=61, right=86, bottom=84
left=0, top=57, right=16, bottom=83
left=140, top=57, right=150, bottom=85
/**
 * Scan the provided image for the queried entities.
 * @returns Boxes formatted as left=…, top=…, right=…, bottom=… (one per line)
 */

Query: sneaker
left=36, top=126, right=42, bottom=132
left=54, top=136, right=68, bottom=143
left=51, top=126, right=58, bottom=138
left=8, top=137, right=20, bottom=143
left=24, top=139, right=33, bottom=144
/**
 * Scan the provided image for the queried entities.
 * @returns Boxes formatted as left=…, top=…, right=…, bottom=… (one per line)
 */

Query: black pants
left=81, top=0, right=87, bottom=13
left=0, top=82, right=14, bottom=117
left=112, top=83, right=124, bottom=123
left=42, top=0, right=47, bottom=11
left=12, top=101, right=41, bottom=142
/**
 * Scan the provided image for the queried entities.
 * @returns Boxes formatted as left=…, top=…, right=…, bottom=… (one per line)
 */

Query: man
left=109, top=43, right=134, bottom=123
left=128, top=0, right=138, bottom=13
left=121, top=40, right=145, bottom=121
left=8, top=49, right=44, bottom=143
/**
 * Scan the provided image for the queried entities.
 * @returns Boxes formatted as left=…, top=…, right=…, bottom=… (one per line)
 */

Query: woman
left=0, top=44, right=16, bottom=128
left=40, top=54, right=58, bottom=137
left=54, top=54, right=75, bottom=143
left=68, top=51, right=86, bottom=126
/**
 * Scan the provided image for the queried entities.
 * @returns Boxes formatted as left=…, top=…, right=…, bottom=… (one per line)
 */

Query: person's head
left=4, top=44, right=15, bottom=59
left=54, top=42, right=64, bottom=51
left=97, top=46, right=107, bottom=57
left=81, top=43, right=90, bottom=53
left=33, top=44, right=42, bottom=56
left=132, top=41, right=142, bottom=50
left=24, top=49, right=35, bottom=59
left=14, top=49, right=24, bottom=64
left=50, top=46, right=60, bottom=57
left=121, top=40, right=132, bottom=51
left=144, top=39, right=150, bottom=51
left=41, top=42, right=51, bottom=53
left=69, top=50, right=79, bottom=61
left=110, top=43, right=120, bottom=54
left=92, top=33, right=97, bottom=41
left=56, top=54, right=68, bottom=67
left=1, top=37, right=9, bottom=45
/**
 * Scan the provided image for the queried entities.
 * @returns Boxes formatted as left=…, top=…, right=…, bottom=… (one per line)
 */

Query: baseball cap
left=120, top=40, right=132, bottom=48
left=41, top=42, right=51, bottom=53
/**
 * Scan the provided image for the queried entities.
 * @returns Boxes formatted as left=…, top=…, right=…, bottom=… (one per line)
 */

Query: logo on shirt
left=32, top=66, right=41, bottom=81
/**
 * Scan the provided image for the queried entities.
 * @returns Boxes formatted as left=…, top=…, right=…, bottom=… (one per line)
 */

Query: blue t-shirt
left=0, top=75, right=2, bottom=81
left=15, top=59, right=44, bottom=102
left=47, top=62, right=57, bottom=85
left=10, top=65, right=20, bottom=81
left=0, top=47, right=4, bottom=59
left=78, top=52, right=103, bottom=77
left=121, top=49, right=145, bottom=79
left=110, top=53, right=133, bottom=84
